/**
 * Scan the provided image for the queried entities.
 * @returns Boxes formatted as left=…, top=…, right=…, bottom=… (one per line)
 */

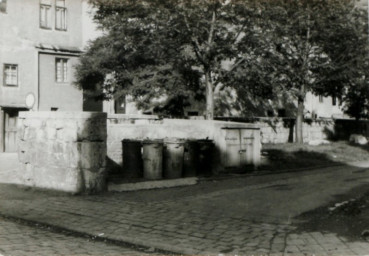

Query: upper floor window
left=55, top=0, right=67, bottom=31
left=3, top=64, right=18, bottom=87
left=55, top=58, right=68, bottom=83
left=0, top=0, right=7, bottom=13
left=40, top=1, right=52, bottom=29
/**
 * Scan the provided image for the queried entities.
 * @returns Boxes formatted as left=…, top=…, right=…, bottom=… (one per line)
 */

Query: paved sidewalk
left=0, top=153, right=22, bottom=185
left=1, top=165, right=369, bottom=255
left=0, top=217, right=142, bottom=256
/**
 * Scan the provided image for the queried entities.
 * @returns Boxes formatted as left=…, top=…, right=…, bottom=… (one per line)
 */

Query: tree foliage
left=337, top=7, right=369, bottom=120
left=77, top=0, right=369, bottom=131
left=232, top=0, right=368, bottom=142
left=77, top=0, right=277, bottom=118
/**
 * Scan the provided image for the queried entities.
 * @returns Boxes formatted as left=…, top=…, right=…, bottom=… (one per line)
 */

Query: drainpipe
left=37, top=53, right=40, bottom=110
left=0, top=108, right=4, bottom=152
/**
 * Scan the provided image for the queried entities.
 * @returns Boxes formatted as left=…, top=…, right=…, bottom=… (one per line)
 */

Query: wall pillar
left=17, top=111, right=107, bottom=194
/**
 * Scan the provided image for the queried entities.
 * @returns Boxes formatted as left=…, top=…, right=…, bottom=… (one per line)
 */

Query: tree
left=336, top=7, right=369, bottom=121
left=76, top=0, right=272, bottom=119
left=241, top=0, right=365, bottom=143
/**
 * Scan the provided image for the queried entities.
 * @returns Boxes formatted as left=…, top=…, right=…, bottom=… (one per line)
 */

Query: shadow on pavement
left=259, top=147, right=341, bottom=172
left=294, top=184, right=369, bottom=242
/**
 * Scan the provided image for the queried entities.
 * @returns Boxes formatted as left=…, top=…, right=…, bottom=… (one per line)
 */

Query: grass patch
left=260, top=141, right=369, bottom=172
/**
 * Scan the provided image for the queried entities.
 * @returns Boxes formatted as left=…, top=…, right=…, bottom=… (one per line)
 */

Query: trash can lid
left=164, top=138, right=185, bottom=144
left=123, top=139, right=142, bottom=142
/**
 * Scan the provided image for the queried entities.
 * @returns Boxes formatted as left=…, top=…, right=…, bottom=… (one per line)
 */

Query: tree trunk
left=205, top=71, right=214, bottom=120
left=295, top=97, right=304, bottom=143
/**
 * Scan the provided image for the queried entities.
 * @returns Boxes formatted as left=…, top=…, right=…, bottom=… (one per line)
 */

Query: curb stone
left=0, top=213, right=180, bottom=255
left=108, top=177, right=198, bottom=192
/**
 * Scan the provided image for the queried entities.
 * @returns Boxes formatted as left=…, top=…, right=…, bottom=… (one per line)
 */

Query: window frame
left=55, top=0, right=67, bottom=31
left=3, top=64, right=18, bottom=87
left=318, top=95, right=323, bottom=103
left=55, top=6, right=67, bottom=31
left=40, top=3, right=52, bottom=29
left=55, top=58, right=68, bottom=83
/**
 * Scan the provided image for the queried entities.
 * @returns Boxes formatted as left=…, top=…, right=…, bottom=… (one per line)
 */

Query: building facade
left=0, top=0, right=99, bottom=152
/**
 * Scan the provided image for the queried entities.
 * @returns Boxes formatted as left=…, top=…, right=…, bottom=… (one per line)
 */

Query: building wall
left=0, top=0, right=84, bottom=109
left=39, top=53, right=83, bottom=111
left=0, top=0, right=83, bottom=48
left=0, top=49, right=37, bottom=108
left=256, top=118, right=335, bottom=144
left=81, top=0, right=102, bottom=48
left=304, top=92, right=344, bottom=119
left=0, top=0, right=86, bottom=152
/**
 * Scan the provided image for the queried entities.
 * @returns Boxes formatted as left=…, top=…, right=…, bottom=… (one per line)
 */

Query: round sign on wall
left=25, top=93, right=35, bottom=109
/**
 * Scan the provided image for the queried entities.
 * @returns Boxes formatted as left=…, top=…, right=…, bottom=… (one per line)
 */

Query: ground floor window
left=55, top=58, right=68, bottom=83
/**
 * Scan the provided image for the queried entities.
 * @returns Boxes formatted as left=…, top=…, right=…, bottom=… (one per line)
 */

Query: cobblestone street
left=0, top=164, right=369, bottom=255
left=0, top=217, right=143, bottom=256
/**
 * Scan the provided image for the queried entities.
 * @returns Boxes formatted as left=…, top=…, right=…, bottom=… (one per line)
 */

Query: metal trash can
left=197, top=139, right=214, bottom=177
left=183, top=140, right=199, bottom=177
left=163, top=138, right=185, bottom=179
left=142, top=139, right=163, bottom=180
left=122, top=139, right=143, bottom=178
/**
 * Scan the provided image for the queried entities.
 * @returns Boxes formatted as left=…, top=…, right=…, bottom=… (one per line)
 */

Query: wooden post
left=0, top=108, right=4, bottom=152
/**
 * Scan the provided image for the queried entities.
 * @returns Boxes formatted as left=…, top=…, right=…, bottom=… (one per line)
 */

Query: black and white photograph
left=1, top=0, right=369, bottom=255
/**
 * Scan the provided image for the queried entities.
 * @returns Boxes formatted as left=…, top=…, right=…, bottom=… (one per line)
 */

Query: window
left=55, top=0, right=67, bottom=30
left=114, top=96, right=126, bottom=114
left=40, top=3, right=52, bottom=29
left=332, top=96, right=337, bottom=106
left=3, top=64, right=18, bottom=86
left=55, top=58, right=68, bottom=83
left=0, top=0, right=7, bottom=13
left=318, top=95, right=323, bottom=103
left=277, top=109, right=286, bottom=117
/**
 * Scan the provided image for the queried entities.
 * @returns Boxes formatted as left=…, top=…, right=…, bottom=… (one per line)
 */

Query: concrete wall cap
left=108, top=114, right=159, bottom=119
left=161, top=119, right=260, bottom=129
left=19, top=111, right=107, bottom=119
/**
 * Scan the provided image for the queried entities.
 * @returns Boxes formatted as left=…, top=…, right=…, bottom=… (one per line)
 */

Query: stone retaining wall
left=256, top=118, right=335, bottom=144
left=18, top=111, right=107, bottom=193
left=107, top=115, right=261, bottom=174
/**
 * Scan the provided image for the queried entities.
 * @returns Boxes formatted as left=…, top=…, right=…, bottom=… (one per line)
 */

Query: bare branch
left=228, top=56, right=247, bottom=72
left=207, top=11, right=217, bottom=46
